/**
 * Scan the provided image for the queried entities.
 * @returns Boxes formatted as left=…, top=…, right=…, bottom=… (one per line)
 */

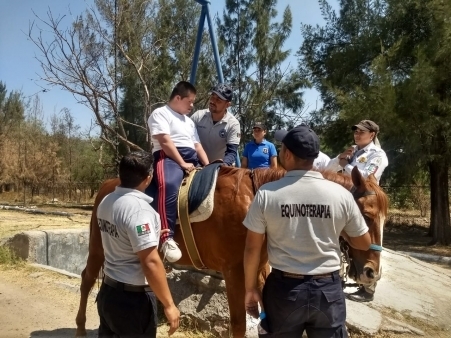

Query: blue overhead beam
left=190, top=0, right=224, bottom=84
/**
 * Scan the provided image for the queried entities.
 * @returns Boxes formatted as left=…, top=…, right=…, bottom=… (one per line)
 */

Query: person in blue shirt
left=241, top=123, right=278, bottom=169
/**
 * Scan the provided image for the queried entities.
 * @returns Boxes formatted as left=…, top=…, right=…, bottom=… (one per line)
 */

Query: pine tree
left=217, top=0, right=306, bottom=144
left=298, top=0, right=451, bottom=244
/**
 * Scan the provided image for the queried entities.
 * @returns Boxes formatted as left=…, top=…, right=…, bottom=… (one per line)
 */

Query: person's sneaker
left=160, top=239, right=182, bottom=263
left=346, top=287, right=374, bottom=302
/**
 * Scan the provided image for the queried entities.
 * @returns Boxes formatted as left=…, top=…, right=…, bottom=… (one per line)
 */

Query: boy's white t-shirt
left=148, top=105, right=200, bottom=153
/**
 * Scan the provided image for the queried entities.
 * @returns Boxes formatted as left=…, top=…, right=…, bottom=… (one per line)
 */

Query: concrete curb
left=30, top=263, right=82, bottom=279
left=397, top=251, right=451, bottom=265
left=5, top=229, right=89, bottom=274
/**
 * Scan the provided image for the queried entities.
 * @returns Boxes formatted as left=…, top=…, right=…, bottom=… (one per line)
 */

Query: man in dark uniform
left=243, top=125, right=371, bottom=337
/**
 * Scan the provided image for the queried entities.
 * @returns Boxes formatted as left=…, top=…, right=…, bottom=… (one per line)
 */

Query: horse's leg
left=75, top=219, right=104, bottom=337
left=222, top=264, right=246, bottom=338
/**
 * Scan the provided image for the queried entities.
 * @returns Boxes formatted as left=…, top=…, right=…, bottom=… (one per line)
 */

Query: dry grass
left=0, top=208, right=90, bottom=239
left=385, top=209, right=451, bottom=258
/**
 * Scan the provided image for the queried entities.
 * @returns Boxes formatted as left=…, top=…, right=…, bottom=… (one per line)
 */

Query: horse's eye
left=363, top=215, right=372, bottom=223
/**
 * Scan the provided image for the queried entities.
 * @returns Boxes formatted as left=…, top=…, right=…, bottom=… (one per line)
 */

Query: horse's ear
left=351, top=166, right=366, bottom=192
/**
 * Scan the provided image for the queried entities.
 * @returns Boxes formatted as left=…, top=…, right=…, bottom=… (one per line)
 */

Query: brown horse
left=75, top=166, right=388, bottom=337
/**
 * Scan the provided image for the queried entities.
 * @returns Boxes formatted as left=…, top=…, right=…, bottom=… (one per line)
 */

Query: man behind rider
left=190, top=83, right=241, bottom=165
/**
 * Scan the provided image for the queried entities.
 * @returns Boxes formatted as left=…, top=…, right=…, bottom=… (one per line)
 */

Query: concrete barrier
left=3, top=229, right=258, bottom=336
left=5, top=229, right=89, bottom=275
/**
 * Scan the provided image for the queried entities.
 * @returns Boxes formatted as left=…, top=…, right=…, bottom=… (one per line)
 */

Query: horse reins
left=249, top=169, right=258, bottom=195
left=340, top=185, right=383, bottom=289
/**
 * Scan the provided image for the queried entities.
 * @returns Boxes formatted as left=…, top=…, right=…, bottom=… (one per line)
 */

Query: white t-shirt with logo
left=148, top=105, right=200, bottom=153
left=97, top=186, right=161, bottom=285
left=243, top=170, right=368, bottom=275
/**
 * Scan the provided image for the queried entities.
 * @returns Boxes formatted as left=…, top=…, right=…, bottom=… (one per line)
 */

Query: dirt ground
left=1, top=205, right=450, bottom=338
left=0, top=264, right=201, bottom=338
left=0, top=206, right=91, bottom=240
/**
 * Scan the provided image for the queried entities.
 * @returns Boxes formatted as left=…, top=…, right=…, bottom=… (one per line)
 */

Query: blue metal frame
left=191, top=0, right=224, bottom=84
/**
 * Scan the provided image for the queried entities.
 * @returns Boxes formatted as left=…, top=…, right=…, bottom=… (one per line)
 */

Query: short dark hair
left=119, top=151, right=153, bottom=188
left=169, top=81, right=197, bottom=100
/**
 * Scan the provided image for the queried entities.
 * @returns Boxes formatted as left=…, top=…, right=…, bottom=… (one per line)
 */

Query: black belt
left=273, top=269, right=337, bottom=280
left=103, top=275, right=152, bottom=293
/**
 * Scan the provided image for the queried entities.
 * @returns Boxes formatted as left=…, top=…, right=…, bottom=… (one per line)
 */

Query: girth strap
left=177, top=169, right=206, bottom=270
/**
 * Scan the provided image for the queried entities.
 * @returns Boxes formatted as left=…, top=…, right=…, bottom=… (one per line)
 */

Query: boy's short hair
left=119, top=151, right=153, bottom=188
left=169, top=81, right=197, bottom=100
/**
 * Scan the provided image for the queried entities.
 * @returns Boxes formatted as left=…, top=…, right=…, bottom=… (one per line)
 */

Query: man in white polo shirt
left=243, top=124, right=371, bottom=337
left=190, top=83, right=241, bottom=166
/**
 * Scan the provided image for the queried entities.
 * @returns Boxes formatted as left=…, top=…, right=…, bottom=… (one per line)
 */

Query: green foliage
left=94, top=0, right=217, bottom=151
left=299, top=0, right=451, bottom=243
left=0, top=82, right=26, bottom=137
left=217, top=0, right=307, bottom=144
left=0, top=246, right=24, bottom=266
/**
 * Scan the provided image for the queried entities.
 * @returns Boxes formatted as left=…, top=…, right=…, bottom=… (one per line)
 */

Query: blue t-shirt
left=242, top=139, right=277, bottom=169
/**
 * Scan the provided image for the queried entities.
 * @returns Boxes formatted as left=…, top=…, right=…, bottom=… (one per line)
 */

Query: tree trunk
left=428, top=158, right=451, bottom=245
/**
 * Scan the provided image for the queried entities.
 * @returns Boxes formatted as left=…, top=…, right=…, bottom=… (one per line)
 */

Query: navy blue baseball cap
left=209, top=83, right=233, bottom=102
left=274, top=124, right=320, bottom=159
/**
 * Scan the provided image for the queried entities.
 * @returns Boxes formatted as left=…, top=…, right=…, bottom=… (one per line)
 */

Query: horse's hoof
left=75, top=328, right=87, bottom=337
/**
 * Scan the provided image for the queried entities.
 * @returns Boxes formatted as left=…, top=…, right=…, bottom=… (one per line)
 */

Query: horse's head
left=346, top=166, right=389, bottom=285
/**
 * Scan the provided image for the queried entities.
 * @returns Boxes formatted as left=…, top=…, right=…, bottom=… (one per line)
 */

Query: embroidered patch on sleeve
left=373, top=156, right=382, bottom=165
left=367, top=163, right=379, bottom=174
left=136, top=223, right=151, bottom=236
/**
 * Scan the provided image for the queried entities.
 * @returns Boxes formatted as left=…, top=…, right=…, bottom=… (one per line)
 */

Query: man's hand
left=338, top=146, right=355, bottom=167
left=245, top=289, right=263, bottom=319
left=164, top=304, right=180, bottom=335
left=180, top=162, right=195, bottom=172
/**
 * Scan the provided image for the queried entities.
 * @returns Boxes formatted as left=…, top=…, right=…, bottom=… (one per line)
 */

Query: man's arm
left=242, top=191, right=267, bottom=319
left=194, top=142, right=209, bottom=166
left=241, top=157, right=248, bottom=168
left=244, top=230, right=265, bottom=319
left=137, top=247, right=180, bottom=335
left=341, top=231, right=371, bottom=251
left=223, top=144, right=238, bottom=166
left=269, top=156, right=277, bottom=169
left=153, top=134, right=193, bottom=171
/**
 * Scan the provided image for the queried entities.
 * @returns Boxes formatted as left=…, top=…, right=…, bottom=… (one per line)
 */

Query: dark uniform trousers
left=146, top=147, right=199, bottom=243
left=96, top=281, right=157, bottom=338
left=260, top=269, right=348, bottom=338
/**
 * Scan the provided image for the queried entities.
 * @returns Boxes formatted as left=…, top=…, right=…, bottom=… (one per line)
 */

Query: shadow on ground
left=30, top=328, right=97, bottom=337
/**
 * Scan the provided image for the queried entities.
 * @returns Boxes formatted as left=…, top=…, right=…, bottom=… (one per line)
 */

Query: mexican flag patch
left=136, top=223, right=151, bottom=236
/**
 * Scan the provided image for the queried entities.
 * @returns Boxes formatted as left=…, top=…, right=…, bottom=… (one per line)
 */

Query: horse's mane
left=218, top=166, right=285, bottom=196
left=321, top=170, right=354, bottom=190
left=365, top=177, right=389, bottom=216
left=322, top=170, right=389, bottom=217
left=252, top=168, right=286, bottom=190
